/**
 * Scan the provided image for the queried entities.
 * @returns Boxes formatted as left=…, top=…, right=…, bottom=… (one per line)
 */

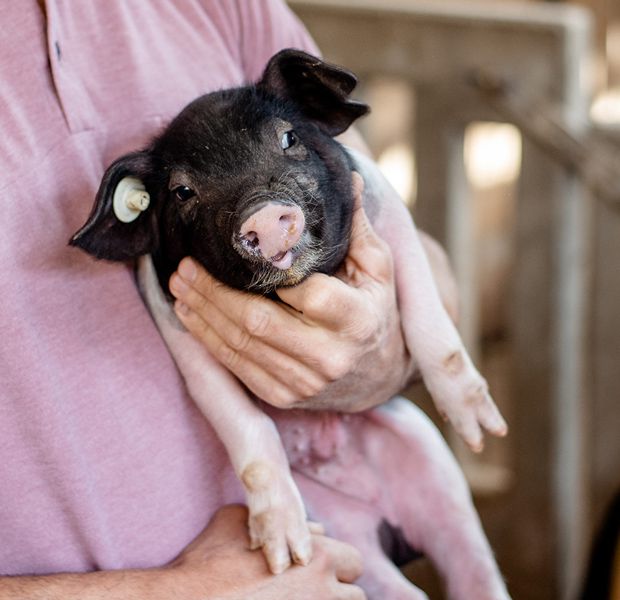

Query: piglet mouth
left=269, top=249, right=296, bottom=270
left=232, top=230, right=323, bottom=292
left=235, top=236, right=301, bottom=271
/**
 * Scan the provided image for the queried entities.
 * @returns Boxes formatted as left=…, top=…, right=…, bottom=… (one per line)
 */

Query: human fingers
left=317, top=536, right=364, bottom=584
left=172, top=506, right=366, bottom=600
left=172, top=287, right=329, bottom=402
left=340, top=172, right=393, bottom=286
left=171, top=260, right=371, bottom=386
left=174, top=305, right=327, bottom=405
left=170, top=258, right=297, bottom=336
left=276, top=271, right=371, bottom=333
left=171, top=259, right=333, bottom=357
left=277, top=173, right=392, bottom=326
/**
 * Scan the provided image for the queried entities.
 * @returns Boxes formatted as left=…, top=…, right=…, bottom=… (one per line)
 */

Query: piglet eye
left=173, top=186, right=196, bottom=202
left=280, top=130, right=297, bottom=150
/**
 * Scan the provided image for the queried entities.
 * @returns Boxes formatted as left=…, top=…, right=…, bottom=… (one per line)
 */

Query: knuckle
left=215, top=503, right=247, bottom=521
left=218, top=343, right=241, bottom=371
left=299, top=278, right=333, bottom=315
left=321, top=351, right=353, bottom=382
left=241, top=304, right=271, bottom=338
left=228, top=328, right=253, bottom=353
left=348, top=312, right=379, bottom=344
left=186, top=287, right=209, bottom=313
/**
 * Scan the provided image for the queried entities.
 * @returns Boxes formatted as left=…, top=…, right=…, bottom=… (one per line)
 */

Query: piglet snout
left=239, top=202, right=305, bottom=269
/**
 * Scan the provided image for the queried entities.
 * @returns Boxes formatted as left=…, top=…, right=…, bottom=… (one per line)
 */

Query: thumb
left=195, top=505, right=250, bottom=548
left=341, top=171, right=393, bottom=285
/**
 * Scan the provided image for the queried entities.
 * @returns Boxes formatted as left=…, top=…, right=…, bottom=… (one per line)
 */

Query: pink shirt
left=0, top=0, right=317, bottom=575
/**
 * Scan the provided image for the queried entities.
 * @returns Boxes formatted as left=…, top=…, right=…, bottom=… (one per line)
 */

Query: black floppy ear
left=259, top=49, right=370, bottom=136
left=70, top=151, right=158, bottom=261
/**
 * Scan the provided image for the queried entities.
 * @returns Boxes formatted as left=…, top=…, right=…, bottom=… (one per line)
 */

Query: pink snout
left=239, top=202, right=305, bottom=269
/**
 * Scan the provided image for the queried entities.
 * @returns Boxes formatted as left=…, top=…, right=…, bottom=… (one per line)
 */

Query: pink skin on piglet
left=270, top=398, right=510, bottom=600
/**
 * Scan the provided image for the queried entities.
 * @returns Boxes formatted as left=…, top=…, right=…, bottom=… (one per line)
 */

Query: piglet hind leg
left=286, top=399, right=510, bottom=599
left=350, top=149, right=507, bottom=451
left=136, top=256, right=311, bottom=574
left=298, top=474, right=430, bottom=600
left=288, top=398, right=511, bottom=599
left=370, top=398, right=511, bottom=600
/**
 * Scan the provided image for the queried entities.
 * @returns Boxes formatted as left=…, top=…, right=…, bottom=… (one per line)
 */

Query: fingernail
left=178, top=258, right=197, bottom=282
left=169, top=274, right=190, bottom=297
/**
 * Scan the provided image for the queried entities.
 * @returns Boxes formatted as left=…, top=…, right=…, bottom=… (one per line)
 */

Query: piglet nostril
left=243, top=231, right=260, bottom=248
left=279, top=213, right=297, bottom=232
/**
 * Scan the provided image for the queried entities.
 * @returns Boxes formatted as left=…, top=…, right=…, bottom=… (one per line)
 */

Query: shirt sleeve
left=232, top=0, right=321, bottom=82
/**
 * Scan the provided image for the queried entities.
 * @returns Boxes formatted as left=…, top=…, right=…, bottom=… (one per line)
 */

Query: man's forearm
left=0, top=568, right=173, bottom=600
left=0, top=506, right=366, bottom=600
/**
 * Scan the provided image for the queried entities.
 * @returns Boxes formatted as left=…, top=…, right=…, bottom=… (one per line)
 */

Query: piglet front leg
left=137, top=256, right=311, bottom=574
left=388, top=221, right=507, bottom=450
left=350, top=150, right=507, bottom=451
left=238, top=427, right=312, bottom=572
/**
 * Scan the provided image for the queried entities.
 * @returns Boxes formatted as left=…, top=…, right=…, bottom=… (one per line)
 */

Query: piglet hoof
left=247, top=508, right=313, bottom=574
left=242, top=461, right=312, bottom=574
left=457, top=385, right=506, bottom=453
left=428, top=351, right=508, bottom=452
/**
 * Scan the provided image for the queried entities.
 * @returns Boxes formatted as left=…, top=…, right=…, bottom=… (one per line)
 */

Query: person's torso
left=0, top=0, right=315, bottom=574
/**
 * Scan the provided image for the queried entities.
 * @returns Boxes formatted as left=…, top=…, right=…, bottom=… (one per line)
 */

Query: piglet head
left=70, top=49, right=370, bottom=293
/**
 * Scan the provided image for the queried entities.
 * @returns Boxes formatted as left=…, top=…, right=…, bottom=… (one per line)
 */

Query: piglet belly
left=266, top=407, right=393, bottom=512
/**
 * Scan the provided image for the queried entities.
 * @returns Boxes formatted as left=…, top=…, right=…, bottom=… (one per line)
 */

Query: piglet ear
left=259, top=49, right=370, bottom=136
left=70, top=151, right=158, bottom=261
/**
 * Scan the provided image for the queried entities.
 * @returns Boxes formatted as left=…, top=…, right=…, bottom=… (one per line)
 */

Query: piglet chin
left=270, top=249, right=294, bottom=270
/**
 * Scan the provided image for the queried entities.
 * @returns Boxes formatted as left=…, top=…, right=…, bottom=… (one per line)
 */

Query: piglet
left=71, top=49, right=510, bottom=599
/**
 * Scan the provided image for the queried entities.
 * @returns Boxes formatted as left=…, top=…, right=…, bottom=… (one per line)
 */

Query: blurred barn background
left=287, top=1, right=620, bottom=598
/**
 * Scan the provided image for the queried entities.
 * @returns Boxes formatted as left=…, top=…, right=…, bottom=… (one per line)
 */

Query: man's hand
left=168, top=505, right=365, bottom=600
left=0, top=506, right=365, bottom=599
left=169, top=173, right=414, bottom=412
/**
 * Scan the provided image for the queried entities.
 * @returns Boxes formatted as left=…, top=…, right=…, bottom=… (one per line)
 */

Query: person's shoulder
left=229, top=0, right=320, bottom=82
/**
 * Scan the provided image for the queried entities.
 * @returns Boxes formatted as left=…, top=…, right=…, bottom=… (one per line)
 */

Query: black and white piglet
left=71, top=50, right=510, bottom=599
